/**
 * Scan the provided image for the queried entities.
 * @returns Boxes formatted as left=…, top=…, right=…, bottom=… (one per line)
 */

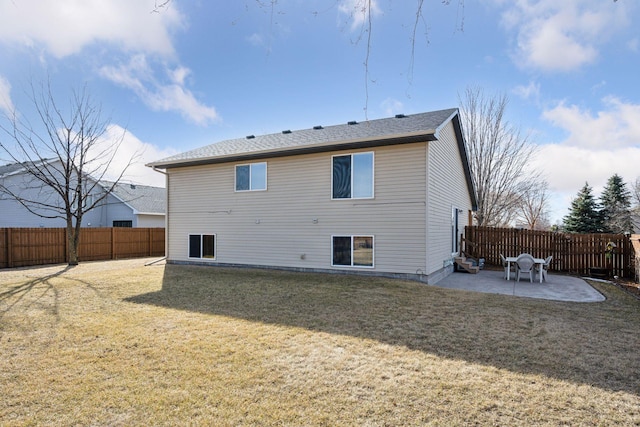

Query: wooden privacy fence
left=0, top=228, right=165, bottom=269
left=463, top=226, right=636, bottom=279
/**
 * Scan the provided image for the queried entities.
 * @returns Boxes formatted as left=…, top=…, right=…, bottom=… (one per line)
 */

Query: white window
left=189, top=234, right=216, bottom=259
left=235, top=162, right=267, bottom=192
left=332, top=152, right=374, bottom=199
left=332, top=235, right=374, bottom=267
left=451, top=207, right=460, bottom=255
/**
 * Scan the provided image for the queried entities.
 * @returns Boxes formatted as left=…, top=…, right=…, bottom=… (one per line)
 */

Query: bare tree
left=459, top=86, right=540, bottom=227
left=631, top=177, right=640, bottom=207
left=517, top=180, right=551, bottom=230
left=0, top=80, right=137, bottom=265
left=629, top=177, right=640, bottom=231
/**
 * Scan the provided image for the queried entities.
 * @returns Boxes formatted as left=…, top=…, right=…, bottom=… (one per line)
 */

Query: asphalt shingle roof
left=1, top=161, right=166, bottom=215
left=148, top=108, right=458, bottom=168
left=102, top=182, right=166, bottom=214
left=0, top=162, right=25, bottom=177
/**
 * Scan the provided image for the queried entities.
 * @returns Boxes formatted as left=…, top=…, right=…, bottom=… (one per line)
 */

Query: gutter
left=147, top=131, right=438, bottom=170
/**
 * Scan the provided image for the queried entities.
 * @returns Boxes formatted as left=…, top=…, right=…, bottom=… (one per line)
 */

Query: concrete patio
left=434, top=269, right=606, bottom=302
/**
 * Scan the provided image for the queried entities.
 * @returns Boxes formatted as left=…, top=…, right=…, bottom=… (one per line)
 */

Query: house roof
left=147, top=108, right=459, bottom=169
left=1, top=160, right=166, bottom=215
left=146, top=108, right=477, bottom=209
left=0, top=158, right=55, bottom=178
left=0, top=162, right=26, bottom=177
left=101, top=182, right=166, bottom=215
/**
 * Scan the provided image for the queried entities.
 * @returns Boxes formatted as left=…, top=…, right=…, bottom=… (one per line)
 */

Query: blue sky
left=0, top=0, right=639, bottom=224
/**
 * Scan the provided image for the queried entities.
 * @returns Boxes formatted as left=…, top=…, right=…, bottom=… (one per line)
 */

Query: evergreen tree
left=564, top=182, right=602, bottom=233
left=600, top=174, right=634, bottom=233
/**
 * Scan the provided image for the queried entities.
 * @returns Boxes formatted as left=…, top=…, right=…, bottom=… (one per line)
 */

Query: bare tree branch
left=517, top=180, right=551, bottom=230
left=0, top=79, right=139, bottom=265
left=459, top=86, right=541, bottom=227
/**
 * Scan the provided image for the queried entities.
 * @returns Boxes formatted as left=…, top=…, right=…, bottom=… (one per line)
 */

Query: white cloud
left=338, top=0, right=381, bottom=32
left=100, top=55, right=218, bottom=126
left=532, top=144, right=640, bottom=194
left=530, top=98, right=640, bottom=222
left=0, top=75, right=14, bottom=115
left=532, top=144, right=640, bottom=223
left=380, top=98, right=404, bottom=116
left=93, top=124, right=177, bottom=187
left=247, top=33, right=266, bottom=47
left=542, top=97, right=640, bottom=149
left=496, top=0, right=629, bottom=72
left=0, top=0, right=184, bottom=58
left=512, top=81, right=540, bottom=101
left=0, top=1, right=219, bottom=125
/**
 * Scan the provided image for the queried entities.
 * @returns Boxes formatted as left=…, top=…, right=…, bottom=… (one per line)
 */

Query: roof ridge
left=148, top=108, right=459, bottom=169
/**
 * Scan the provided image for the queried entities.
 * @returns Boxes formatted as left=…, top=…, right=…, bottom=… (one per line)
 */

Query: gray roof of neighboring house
left=0, top=159, right=56, bottom=178
left=0, top=162, right=26, bottom=177
left=101, top=182, right=166, bottom=215
left=1, top=161, right=166, bottom=215
left=148, top=108, right=460, bottom=169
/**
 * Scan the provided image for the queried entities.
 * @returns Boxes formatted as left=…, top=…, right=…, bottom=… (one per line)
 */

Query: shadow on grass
left=0, top=266, right=76, bottom=322
left=126, top=264, right=640, bottom=396
left=0, top=265, right=110, bottom=323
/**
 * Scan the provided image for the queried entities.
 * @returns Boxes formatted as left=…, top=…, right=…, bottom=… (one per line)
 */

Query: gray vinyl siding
left=0, top=172, right=103, bottom=228
left=166, top=143, right=429, bottom=275
left=103, top=193, right=135, bottom=226
left=426, top=121, right=474, bottom=275
left=0, top=171, right=153, bottom=228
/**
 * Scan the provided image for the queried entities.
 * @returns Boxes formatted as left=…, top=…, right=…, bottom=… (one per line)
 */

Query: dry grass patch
left=0, top=259, right=638, bottom=426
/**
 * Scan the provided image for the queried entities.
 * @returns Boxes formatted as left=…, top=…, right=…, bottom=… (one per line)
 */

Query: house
left=0, top=160, right=165, bottom=228
left=147, top=108, right=477, bottom=284
left=93, top=181, right=166, bottom=228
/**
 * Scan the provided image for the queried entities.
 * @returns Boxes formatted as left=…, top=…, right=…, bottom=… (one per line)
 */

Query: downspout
left=151, top=166, right=169, bottom=261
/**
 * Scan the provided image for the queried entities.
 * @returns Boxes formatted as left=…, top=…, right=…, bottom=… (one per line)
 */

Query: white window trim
left=188, top=233, right=217, bottom=260
left=235, top=162, right=268, bottom=192
left=451, top=206, right=460, bottom=256
left=330, top=152, right=375, bottom=200
left=331, top=234, right=375, bottom=268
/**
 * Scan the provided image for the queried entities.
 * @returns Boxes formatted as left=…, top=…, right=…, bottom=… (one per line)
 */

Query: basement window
left=332, top=235, right=374, bottom=268
left=113, top=220, right=133, bottom=228
left=189, top=234, right=216, bottom=259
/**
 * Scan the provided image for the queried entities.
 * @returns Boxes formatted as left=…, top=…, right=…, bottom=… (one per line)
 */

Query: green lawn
left=0, top=259, right=638, bottom=426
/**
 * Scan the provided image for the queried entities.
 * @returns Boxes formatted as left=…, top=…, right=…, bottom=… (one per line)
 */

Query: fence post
left=7, top=228, right=12, bottom=268
left=111, top=227, right=115, bottom=260
left=64, top=228, right=68, bottom=264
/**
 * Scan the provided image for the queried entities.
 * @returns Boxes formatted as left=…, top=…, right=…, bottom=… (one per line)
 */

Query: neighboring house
left=0, top=160, right=165, bottom=228
left=95, top=181, right=166, bottom=228
left=148, top=108, right=477, bottom=284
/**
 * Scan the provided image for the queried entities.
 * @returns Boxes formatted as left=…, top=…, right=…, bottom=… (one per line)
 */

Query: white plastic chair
left=515, top=253, right=535, bottom=283
left=500, top=254, right=513, bottom=280
left=541, top=255, right=553, bottom=282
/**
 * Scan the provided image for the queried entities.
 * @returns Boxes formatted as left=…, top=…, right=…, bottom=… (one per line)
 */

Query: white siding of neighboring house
left=426, top=120, right=474, bottom=280
left=136, top=214, right=165, bottom=228
left=166, top=142, right=430, bottom=276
